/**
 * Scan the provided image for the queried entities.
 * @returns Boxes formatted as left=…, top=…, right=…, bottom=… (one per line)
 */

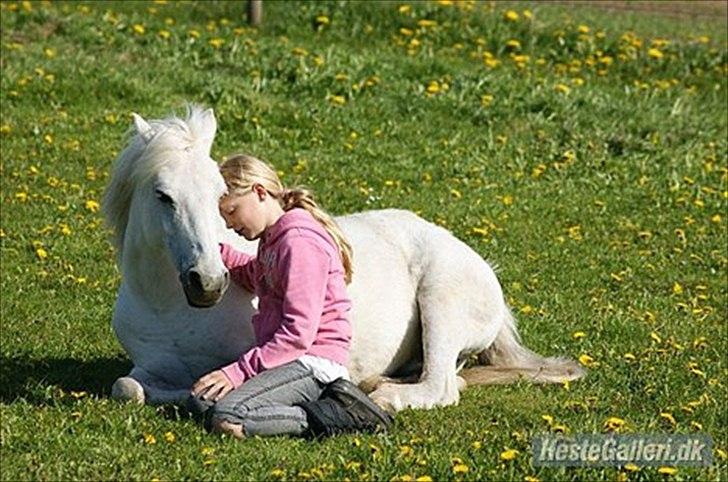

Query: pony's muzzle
left=180, top=268, right=230, bottom=308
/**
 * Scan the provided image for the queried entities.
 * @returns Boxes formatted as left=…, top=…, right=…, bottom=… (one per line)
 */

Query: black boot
left=297, top=378, right=394, bottom=438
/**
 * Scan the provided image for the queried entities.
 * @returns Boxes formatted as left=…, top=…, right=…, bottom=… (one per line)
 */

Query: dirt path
left=542, top=1, right=727, bottom=21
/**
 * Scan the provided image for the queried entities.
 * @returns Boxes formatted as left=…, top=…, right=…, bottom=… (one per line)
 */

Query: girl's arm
left=221, top=237, right=329, bottom=387
left=219, top=243, right=257, bottom=292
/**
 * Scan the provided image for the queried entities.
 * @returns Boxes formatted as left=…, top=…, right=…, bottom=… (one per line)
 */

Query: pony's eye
left=155, top=189, right=174, bottom=205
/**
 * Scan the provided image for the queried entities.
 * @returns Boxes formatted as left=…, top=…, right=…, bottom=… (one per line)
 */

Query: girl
left=188, top=154, right=391, bottom=439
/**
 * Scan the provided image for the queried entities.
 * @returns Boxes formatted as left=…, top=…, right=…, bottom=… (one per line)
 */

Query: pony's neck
left=121, top=241, right=187, bottom=310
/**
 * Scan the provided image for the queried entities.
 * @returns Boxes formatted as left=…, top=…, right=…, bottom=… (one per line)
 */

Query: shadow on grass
left=0, top=354, right=132, bottom=405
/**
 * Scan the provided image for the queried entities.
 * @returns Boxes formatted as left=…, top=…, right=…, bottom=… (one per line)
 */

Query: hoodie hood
left=261, top=208, right=337, bottom=253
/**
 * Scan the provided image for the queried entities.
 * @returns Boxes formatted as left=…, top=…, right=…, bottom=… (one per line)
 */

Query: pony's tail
left=460, top=310, right=586, bottom=385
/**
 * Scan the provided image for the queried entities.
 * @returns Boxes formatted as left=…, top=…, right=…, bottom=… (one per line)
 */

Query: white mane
left=102, top=105, right=213, bottom=255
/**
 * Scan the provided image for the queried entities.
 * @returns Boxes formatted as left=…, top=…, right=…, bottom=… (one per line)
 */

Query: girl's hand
left=191, top=370, right=234, bottom=402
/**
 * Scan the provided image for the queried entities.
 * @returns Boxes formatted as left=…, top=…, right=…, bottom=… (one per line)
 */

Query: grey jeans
left=187, top=360, right=324, bottom=437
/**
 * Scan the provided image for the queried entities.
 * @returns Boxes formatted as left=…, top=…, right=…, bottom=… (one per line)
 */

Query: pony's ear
left=197, top=108, right=217, bottom=154
left=132, top=113, right=154, bottom=143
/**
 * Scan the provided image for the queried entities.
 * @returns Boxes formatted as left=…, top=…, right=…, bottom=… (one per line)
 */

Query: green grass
left=1, top=1, right=726, bottom=480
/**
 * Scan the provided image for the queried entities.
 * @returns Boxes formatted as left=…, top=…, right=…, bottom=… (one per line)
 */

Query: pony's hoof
left=111, top=377, right=145, bottom=404
left=456, top=375, right=467, bottom=392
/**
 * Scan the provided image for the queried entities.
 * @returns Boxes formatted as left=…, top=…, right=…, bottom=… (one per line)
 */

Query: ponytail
left=280, top=187, right=353, bottom=284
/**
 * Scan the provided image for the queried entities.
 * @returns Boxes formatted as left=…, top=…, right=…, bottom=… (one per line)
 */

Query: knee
left=207, top=396, right=249, bottom=424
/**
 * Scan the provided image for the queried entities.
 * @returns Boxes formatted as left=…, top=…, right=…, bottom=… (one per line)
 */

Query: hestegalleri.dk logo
left=532, top=433, right=713, bottom=467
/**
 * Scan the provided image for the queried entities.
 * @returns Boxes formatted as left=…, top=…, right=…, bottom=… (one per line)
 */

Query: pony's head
left=103, top=106, right=229, bottom=308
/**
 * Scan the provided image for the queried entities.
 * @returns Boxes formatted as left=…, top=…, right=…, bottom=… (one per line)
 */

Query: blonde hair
left=220, top=154, right=353, bottom=284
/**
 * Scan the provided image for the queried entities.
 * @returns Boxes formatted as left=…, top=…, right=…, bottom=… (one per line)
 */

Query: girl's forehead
left=219, top=192, right=243, bottom=206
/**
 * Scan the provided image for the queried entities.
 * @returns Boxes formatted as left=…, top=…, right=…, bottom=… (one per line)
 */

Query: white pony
left=103, top=106, right=584, bottom=412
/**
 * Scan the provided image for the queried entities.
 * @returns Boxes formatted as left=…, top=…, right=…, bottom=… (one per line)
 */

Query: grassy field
left=1, top=0, right=726, bottom=480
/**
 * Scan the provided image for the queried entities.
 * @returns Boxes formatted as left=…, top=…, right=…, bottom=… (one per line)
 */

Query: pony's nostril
left=188, top=269, right=203, bottom=290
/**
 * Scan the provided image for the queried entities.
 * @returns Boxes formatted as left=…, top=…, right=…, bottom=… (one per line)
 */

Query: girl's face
left=219, top=185, right=270, bottom=241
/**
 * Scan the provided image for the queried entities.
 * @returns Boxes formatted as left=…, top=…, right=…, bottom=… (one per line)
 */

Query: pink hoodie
left=219, top=208, right=352, bottom=388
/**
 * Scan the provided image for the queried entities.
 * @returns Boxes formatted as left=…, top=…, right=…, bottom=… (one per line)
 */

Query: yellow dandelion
left=672, top=282, right=683, bottom=294
left=44, top=134, right=53, bottom=144
left=270, top=468, right=286, bottom=478
left=500, top=449, right=519, bottom=461
left=143, top=433, right=156, bottom=444
left=578, top=354, right=595, bottom=367
left=36, top=247, right=48, bottom=260
left=504, top=10, right=519, bottom=22
left=417, top=19, right=437, bottom=28
left=0, top=124, right=10, bottom=135
left=604, top=417, right=626, bottom=431
left=315, top=15, right=330, bottom=26
left=292, top=47, right=309, bottom=56
left=657, top=467, right=677, bottom=475
left=209, top=38, right=224, bottom=48
left=164, top=431, right=176, bottom=443
left=532, top=164, right=547, bottom=177
left=415, top=477, right=433, bottom=482
left=578, top=25, right=590, bottom=34
left=452, top=463, right=469, bottom=474
left=85, top=200, right=100, bottom=213
left=345, top=461, right=361, bottom=471
left=399, top=445, right=414, bottom=457
left=15, top=192, right=28, bottom=202
left=648, top=48, right=664, bottom=59
left=188, top=29, right=200, bottom=38
left=481, top=94, right=494, bottom=106
left=688, top=363, right=706, bottom=378
left=398, top=5, right=412, bottom=14
left=624, top=463, right=640, bottom=472
left=450, top=189, right=462, bottom=199
left=400, top=28, right=414, bottom=36
left=329, top=95, right=346, bottom=105
left=623, top=353, right=636, bottom=361
left=650, top=331, right=662, bottom=344
left=554, top=83, right=570, bottom=94
left=133, top=24, right=145, bottom=35
left=426, top=81, right=440, bottom=94
left=524, top=477, right=540, bottom=482
left=158, top=30, right=171, bottom=39
left=505, top=39, right=521, bottom=50
left=660, top=412, right=676, bottom=426
left=502, top=195, right=514, bottom=206
left=572, top=331, right=586, bottom=340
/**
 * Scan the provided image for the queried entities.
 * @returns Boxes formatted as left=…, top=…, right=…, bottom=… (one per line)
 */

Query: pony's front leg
left=111, top=367, right=190, bottom=405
